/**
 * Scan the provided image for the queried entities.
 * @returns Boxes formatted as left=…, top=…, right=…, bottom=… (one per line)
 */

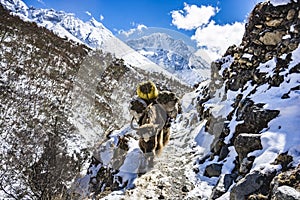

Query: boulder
left=271, top=185, right=300, bottom=200
left=230, top=169, right=276, bottom=200
left=287, top=9, right=296, bottom=20
left=234, top=99, right=280, bottom=136
left=204, top=163, right=223, bottom=178
left=218, top=144, right=230, bottom=161
left=270, top=165, right=300, bottom=197
left=259, top=31, right=285, bottom=46
left=211, top=174, right=235, bottom=199
left=234, top=133, right=262, bottom=163
left=239, top=156, right=256, bottom=174
left=265, top=19, right=283, bottom=27
left=272, top=152, right=293, bottom=170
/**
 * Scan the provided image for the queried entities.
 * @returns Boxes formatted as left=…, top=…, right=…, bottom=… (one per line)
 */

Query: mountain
left=0, top=0, right=192, bottom=85
left=1, top=0, right=300, bottom=199
left=124, top=32, right=211, bottom=85
left=0, top=4, right=91, bottom=198
left=1, top=0, right=211, bottom=86
left=71, top=1, right=300, bottom=199
left=0, top=3, right=191, bottom=199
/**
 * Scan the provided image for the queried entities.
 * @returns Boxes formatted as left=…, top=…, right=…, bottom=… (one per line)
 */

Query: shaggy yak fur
left=130, top=91, right=179, bottom=157
left=131, top=103, right=168, bottom=157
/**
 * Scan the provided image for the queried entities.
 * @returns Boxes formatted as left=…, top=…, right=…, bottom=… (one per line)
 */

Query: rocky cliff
left=196, top=1, right=300, bottom=199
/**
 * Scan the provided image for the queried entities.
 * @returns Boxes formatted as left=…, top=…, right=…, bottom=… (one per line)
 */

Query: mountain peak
left=125, top=31, right=211, bottom=85
left=89, top=17, right=105, bottom=29
left=1, top=0, right=184, bottom=83
left=1, top=0, right=28, bottom=16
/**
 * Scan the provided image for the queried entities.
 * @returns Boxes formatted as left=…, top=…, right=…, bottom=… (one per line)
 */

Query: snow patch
left=270, top=0, right=291, bottom=6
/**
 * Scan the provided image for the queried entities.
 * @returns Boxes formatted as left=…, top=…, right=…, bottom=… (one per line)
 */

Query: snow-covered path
left=99, top=125, right=200, bottom=200
left=122, top=125, right=200, bottom=200
left=100, top=88, right=210, bottom=199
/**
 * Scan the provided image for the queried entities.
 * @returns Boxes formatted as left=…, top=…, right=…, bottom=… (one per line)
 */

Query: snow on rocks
left=194, top=1, right=300, bottom=199
left=270, top=0, right=292, bottom=6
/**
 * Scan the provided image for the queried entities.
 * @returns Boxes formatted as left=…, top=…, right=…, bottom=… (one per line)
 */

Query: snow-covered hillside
left=126, top=32, right=210, bottom=85
left=0, top=5, right=91, bottom=198
left=0, top=3, right=191, bottom=199
left=1, top=0, right=300, bottom=199
left=0, top=0, right=191, bottom=85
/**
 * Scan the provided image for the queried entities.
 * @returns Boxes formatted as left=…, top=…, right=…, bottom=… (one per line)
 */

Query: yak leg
left=155, top=130, right=164, bottom=156
left=139, top=135, right=158, bottom=168
left=162, top=127, right=170, bottom=147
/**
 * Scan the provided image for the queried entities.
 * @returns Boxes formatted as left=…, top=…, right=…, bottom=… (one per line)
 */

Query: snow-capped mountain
left=1, top=0, right=299, bottom=199
left=1, top=0, right=186, bottom=84
left=126, top=32, right=206, bottom=70
left=126, top=32, right=211, bottom=85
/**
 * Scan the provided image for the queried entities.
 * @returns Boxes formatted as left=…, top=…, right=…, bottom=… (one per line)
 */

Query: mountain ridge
left=1, top=0, right=299, bottom=199
left=1, top=0, right=202, bottom=85
left=125, top=32, right=211, bottom=85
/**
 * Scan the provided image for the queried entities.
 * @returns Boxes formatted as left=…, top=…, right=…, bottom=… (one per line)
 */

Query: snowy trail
left=97, top=88, right=211, bottom=200
left=101, top=117, right=207, bottom=200
left=127, top=130, right=196, bottom=199
left=119, top=90, right=209, bottom=200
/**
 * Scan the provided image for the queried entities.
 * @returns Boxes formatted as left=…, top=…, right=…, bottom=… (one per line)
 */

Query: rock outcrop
left=270, top=165, right=300, bottom=200
left=196, top=1, right=300, bottom=199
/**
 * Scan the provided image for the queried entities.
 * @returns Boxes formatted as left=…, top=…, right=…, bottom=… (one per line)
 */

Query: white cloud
left=118, top=24, right=148, bottom=38
left=137, top=24, right=147, bottom=31
left=119, top=29, right=135, bottom=38
left=171, top=3, right=218, bottom=30
left=270, top=0, right=291, bottom=6
left=191, top=21, right=245, bottom=60
left=86, top=11, right=92, bottom=16
left=100, top=14, right=104, bottom=21
left=37, top=0, right=45, bottom=5
left=171, top=3, right=245, bottom=60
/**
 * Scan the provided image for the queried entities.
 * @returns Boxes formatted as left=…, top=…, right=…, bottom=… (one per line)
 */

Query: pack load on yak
left=129, top=80, right=181, bottom=167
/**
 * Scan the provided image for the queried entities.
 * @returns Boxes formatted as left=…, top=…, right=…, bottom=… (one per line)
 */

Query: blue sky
left=23, top=0, right=259, bottom=33
left=23, top=0, right=261, bottom=59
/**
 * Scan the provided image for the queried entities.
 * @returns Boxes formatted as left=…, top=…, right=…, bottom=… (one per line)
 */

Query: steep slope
left=0, top=4, right=191, bottom=199
left=126, top=32, right=210, bottom=85
left=1, top=0, right=185, bottom=84
left=0, top=4, right=91, bottom=199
